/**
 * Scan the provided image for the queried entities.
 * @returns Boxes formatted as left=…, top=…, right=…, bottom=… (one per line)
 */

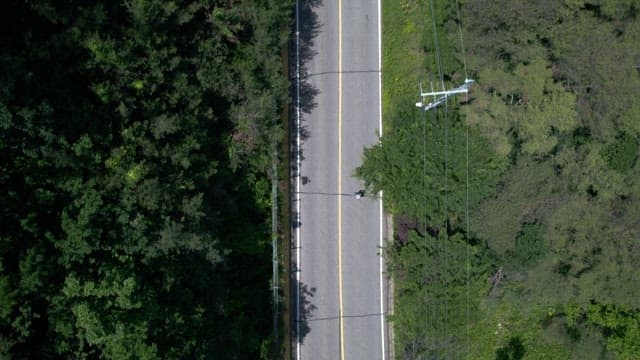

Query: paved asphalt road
left=294, top=0, right=387, bottom=359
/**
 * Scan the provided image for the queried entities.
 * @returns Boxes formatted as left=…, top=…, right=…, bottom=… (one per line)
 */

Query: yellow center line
left=337, top=0, right=345, bottom=358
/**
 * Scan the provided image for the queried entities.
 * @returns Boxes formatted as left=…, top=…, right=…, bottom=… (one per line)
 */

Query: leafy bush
left=495, top=336, right=525, bottom=360
left=508, top=223, right=546, bottom=269
left=563, top=302, right=640, bottom=359
left=601, top=133, right=638, bottom=173
left=379, top=0, right=640, bottom=358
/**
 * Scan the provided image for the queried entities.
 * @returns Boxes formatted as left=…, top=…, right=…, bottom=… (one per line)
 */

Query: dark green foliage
left=0, top=0, right=290, bottom=358
left=356, top=108, right=506, bottom=227
left=387, top=232, right=494, bottom=359
left=601, top=133, right=638, bottom=173
left=495, top=336, right=525, bottom=360
left=508, top=223, right=546, bottom=269
left=554, top=261, right=572, bottom=277
left=572, top=126, right=592, bottom=148
left=378, top=0, right=640, bottom=358
left=564, top=302, right=640, bottom=358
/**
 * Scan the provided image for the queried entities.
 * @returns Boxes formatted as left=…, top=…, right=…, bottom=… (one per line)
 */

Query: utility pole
left=416, top=78, right=475, bottom=111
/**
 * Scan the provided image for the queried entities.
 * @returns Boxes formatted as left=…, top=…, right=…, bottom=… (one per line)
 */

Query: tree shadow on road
left=291, top=208, right=301, bottom=229
left=291, top=278, right=317, bottom=345
left=296, top=0, right=322, bottom=115
left=290, top=0, right=323, bottom=183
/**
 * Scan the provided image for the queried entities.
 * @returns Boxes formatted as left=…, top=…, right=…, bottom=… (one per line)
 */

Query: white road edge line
left=377, top=0, right=386, bottom=358
left=337, top=0, right=345, bottom=357
left=295, top=0, right=301, bottom=359
left=295, top=2, right=384, bottom=359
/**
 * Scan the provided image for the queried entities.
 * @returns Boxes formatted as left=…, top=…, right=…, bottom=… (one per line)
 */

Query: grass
left=382, top=0, right=428, bottom=129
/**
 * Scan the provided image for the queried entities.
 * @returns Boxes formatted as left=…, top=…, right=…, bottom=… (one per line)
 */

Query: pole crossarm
left=416, top=78, right=475, bottom=111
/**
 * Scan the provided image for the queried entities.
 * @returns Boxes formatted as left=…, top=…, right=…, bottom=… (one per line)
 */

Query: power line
left=422, top=82, right=430, bottom=353
left=418, top=0, right=433, bottom=351
left=453, top=0, right=471, bottom=357
left=429, top=85, right=438, bottom=354
left=416, top=0, right=473, bottom=113
left=454, top=0, right=469, bottom=80
left=419, top=1, right=470, bottom=102
left=443, top=102, right=450, bottom=360
left=429, top=0, right=446, bottom=92
left=427, top=0, right=442, bottom=355
left=464, top=91, right=471, bottom=359
left=427, top=0, right=448, bottom=355
left=421, top=1, right=474, bottom=358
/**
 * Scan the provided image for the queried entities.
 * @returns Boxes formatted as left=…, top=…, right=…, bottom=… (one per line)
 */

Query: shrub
left=601, top=133, right=638, bottom=173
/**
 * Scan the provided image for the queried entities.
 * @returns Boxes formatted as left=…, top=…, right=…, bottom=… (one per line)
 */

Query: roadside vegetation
left=0, top=0, right=291, bottom=358
left=359, top=0, right=640, bottom=358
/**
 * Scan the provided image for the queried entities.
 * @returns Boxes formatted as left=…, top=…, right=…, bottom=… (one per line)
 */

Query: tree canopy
left=0, top=0, right=291, bottom=358
left=369, top=0, right=640, bottom=358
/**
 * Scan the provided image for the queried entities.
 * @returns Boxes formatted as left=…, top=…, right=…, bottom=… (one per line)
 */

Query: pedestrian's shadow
left=291, top=278, right=317, bottom=344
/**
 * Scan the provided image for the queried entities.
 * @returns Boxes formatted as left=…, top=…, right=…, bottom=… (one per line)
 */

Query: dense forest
left=0, top=0, right=290, bottom=358
left=359, top=0, right=640, bottom=358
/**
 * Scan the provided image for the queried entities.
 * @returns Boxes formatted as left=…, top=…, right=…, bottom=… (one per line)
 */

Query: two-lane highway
left=294, top=0, right=386, bottom=358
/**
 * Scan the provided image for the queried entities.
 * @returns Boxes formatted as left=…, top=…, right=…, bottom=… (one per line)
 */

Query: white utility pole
left=416, top=78, right=475, bottom=111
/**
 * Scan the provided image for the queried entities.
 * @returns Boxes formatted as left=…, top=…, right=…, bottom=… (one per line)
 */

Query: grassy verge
left=382, top=0, right=427, bottom=130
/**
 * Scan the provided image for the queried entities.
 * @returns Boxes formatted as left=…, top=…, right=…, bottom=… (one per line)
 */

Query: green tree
left=601, top=133, right=638, bottom=173
left=0, top=0, right=291, bottom=358
left=564, top=302, right=640, bottom=359
left=495, top=336, right=525, bottom=360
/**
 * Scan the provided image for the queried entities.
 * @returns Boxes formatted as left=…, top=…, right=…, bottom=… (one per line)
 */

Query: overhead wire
left=418, top=0, right=433, bottom=351
left=453, top=0, right=471, bottom=357
left=430, top=87, right=440, bottom=355
left=427, top=0, right=448, bottom=355
left=428, top=75, right=439, bottom=354
left=424, top=0, right=473, bottom=357
left=455, top=0, right=469, bottom=80
left=422, top=85, right=430, bottom=353
left=443, top=100, right=450, bottom=359
left=429, top=0, right=446, bottom=93
left=464, top=89, right=471, bottom=360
